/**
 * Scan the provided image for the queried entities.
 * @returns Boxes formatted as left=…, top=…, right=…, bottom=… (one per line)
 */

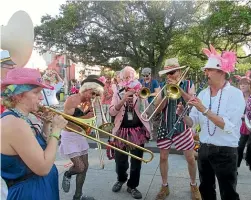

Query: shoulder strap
left=186, top=80, right=190, bottom=93
left=42, top=89, right=50, bottom=106
left=0, top=111, right=19, bottom=119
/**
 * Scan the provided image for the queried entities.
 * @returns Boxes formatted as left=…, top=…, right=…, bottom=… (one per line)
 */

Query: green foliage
left=35, top=1, right=251, bottom=76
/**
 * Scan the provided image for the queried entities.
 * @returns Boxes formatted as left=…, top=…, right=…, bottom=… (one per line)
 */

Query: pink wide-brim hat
left=1, top=68, right=54, bottom=90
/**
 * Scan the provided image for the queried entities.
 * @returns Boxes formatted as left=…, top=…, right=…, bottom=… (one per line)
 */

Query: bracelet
left=202, top=108, right=209, bottom=116
left=49, top=133, right=60, bottom=141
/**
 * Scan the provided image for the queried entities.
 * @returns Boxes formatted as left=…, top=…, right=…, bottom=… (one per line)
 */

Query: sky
left=0, top=0, right=66, bottom=70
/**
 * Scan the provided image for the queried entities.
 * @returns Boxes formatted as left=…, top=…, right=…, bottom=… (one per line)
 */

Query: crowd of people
left=1, top=43, right=251, bottom=200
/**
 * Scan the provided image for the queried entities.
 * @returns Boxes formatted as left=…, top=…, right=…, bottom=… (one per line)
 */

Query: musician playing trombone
left=1, top=68, right=68, bottom=200
left=109, top=66, right=151, bottom=199
left=154, top=58, right=201, bottom=200
left=59, top=75, right=105, bottom=200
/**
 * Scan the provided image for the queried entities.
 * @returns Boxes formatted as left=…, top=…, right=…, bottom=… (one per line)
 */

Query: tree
left=172, top=1, right=251, bottom=67
left=35, top=1, right=251, bottom=76
left=35, top=1, right=201, bottom=75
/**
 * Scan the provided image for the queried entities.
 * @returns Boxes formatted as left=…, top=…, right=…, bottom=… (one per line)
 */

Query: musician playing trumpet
left=154, top=58, right=201, bottom=200
left=59, top=75, right=104, bottom=200
left=109, top=66, right=150, bottom=199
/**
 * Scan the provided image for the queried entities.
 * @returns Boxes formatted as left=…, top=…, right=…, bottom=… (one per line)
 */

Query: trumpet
left=35, top=106, right=154, bottom=163
left=141, top=67, right=190, bottom=121
left=138, top=87, right=151, bottom=99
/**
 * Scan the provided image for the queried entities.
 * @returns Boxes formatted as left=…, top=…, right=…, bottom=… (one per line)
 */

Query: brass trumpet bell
left=139, top=87, right=151, bottom=99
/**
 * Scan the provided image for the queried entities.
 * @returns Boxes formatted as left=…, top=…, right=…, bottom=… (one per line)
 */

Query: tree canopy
left=35, top=1, right=251, bottom=76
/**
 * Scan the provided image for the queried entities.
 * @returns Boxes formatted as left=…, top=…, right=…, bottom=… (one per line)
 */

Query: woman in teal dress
left=0, top=68, right=68, bottom=200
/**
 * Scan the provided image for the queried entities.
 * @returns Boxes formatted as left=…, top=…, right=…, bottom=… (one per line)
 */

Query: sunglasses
left=142, top=74, right=150, bottom=77
left=166, top=70, right=177, bottom=76
left=92, top=91, right=101, bottom=96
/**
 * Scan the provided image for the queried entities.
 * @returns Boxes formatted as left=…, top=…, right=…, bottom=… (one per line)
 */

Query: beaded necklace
left=9, top=108, right=41, bottom=135
left=10, top=108, right=33, bottom=126
left=207, top=82, right=227, bottom=136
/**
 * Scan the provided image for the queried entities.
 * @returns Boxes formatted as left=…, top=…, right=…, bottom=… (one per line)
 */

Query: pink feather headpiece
left=202, top=44, right=237, bottom=73
left=234, top=70, right=251, bottom=82
left=98, top=76, right=106, bottom=84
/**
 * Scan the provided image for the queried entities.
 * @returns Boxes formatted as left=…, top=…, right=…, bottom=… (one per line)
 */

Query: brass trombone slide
left=91, top=97, right=105, bottom=169
left=39, top=106, right=154, bottom=163
left=141, top=66, right=190, bottom=122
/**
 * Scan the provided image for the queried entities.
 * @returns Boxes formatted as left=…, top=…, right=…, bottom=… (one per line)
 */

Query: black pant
left=237, top=134, right=249, bottom=167
left=198, top=143, right=240, bottom=200
left=115, top=145, right=144, bottom=189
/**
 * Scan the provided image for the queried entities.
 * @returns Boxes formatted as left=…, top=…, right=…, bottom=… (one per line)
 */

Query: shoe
left=112, top=181, right=125, bottom=192
left=62, top=172, right=71, bottom=193
left=127, top=187, right=142, bottom=199
left=155, top=185, right=170, bottom=200
left=73, top=195, right=95, bottom=200
left=190, top=184, right=202, bottom=200
left=80, top=196, right=96, bottom=200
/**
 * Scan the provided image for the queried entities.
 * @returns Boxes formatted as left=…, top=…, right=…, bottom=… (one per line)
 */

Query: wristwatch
left=202, top=108, right=209, bottom=116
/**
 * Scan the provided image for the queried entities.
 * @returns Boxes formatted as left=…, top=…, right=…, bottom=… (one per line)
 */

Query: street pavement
left=56, top=150, right=251, bottom=200
left=56, top=101, right=251, bottom=200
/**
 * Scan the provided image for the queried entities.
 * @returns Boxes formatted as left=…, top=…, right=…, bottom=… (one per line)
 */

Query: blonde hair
left=79, top=82, right=104, bottom=95
left=1, top=96, right=17, bottom=109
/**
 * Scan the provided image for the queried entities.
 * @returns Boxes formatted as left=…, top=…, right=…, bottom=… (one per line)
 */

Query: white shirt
left=1, top=178, right=8, bottom=200
left=42, top=82, right=63, bottom=106
left=189, top=82, right=245, bottom=147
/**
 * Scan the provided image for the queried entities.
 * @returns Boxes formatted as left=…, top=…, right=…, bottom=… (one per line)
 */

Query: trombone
left=36, top=106, right=154, bottom=163
left=91, top=97, right=105, bottom=169
left=141, top=66, right=190, bottom=122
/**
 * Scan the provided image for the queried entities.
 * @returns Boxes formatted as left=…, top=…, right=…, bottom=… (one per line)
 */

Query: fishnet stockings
left=65, top=154, right=89, bottom=198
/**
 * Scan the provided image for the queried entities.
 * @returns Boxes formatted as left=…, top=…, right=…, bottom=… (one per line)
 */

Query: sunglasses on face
left=166, top=70, right=177, bottom=76
left=142, top=74, right=150, bottom=78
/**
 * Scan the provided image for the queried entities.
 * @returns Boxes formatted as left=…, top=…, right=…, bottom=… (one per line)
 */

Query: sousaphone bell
left=0, top=10, right=34, bottom=67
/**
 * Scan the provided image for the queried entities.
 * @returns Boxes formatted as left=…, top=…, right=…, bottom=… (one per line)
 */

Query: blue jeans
left=198, top=143, right=240, bottom=200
